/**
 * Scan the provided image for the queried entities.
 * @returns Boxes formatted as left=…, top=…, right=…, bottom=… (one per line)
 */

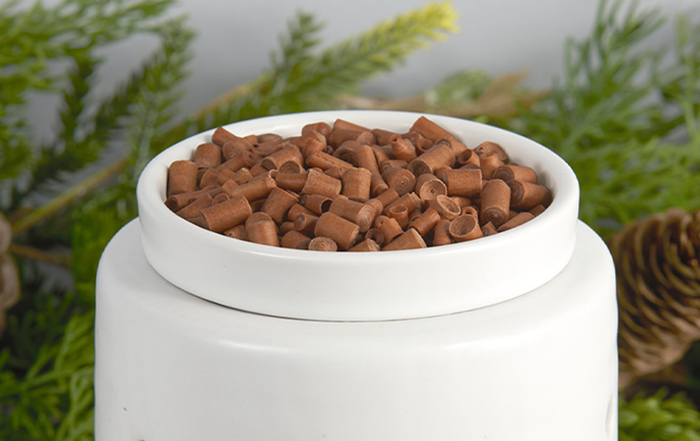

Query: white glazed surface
left=95, top=219, right=617, bottom=441
left=137, top=111, right=580, bottom=321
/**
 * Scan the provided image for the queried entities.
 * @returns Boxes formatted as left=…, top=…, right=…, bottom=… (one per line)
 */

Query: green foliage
left=496, top=0, right=700, bottom=234
left=0, top=0, right=175, bottom=185
left=620, top=390, right=700, bottom=441
left=160, top=1, right=459, bottom=150
left=0, top=311, right=95, bottom=441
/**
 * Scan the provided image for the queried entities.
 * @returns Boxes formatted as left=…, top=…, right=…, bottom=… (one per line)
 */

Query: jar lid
left=136, top=111, right=579, bottom=321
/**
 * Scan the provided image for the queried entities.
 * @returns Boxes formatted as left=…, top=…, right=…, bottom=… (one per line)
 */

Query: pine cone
left=608, top=208, right=700, bottom=387
left=0, top=213, right=20, bottom=338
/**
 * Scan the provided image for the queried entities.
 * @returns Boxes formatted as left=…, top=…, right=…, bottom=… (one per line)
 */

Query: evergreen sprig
left=159, top=2, right=459, bottom=150
left=620, top=390, right=700, bottom=441
left=498, top=0, right=700, bottom=234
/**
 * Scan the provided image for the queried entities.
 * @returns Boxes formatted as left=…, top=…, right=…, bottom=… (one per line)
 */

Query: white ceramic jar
left=95, top=111, right=618, bottom=441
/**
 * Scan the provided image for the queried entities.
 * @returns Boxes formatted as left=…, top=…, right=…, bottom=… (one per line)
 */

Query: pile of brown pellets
left=165, top=116, right=552, bottom=251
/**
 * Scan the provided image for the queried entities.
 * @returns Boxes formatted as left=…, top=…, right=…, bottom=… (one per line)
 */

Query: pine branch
left=619, top=390, right=700, bottom=441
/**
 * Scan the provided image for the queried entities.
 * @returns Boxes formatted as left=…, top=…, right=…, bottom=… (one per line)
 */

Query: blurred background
left=3, top=0, right=700, bottom=440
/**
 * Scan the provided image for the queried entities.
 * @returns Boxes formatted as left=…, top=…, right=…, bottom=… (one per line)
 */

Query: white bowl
left=136, top=110, right=579, bottom=321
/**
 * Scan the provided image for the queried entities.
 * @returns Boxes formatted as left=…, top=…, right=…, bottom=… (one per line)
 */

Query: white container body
left=95, top=111, right=617, bottom=440
left=95, top=219, right=617, bottom=441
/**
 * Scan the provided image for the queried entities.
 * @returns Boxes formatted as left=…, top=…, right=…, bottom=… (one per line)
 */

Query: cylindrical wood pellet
left=382, top=167, right=416, bottom=196
left=301, top=169, right=342, bottom=198
left=275, top=172, right=307, bottom=192
left=223, top=224, right=248, bottom=241
left=508, top=180, right=553, bottom=210
left=303, top=194, right=333, bottom=215
left=480, top=179, right=511, bottom=227
left=280, top=230, right=311, bottom=249
left=382, top=228, right=427, bottom=251
left=314, top=212, right=360, bottom=250
left=430, top=195, right=461, bottom=220
left=408, top=208, right=440, bottom=237
left=481, top=221, right=497, bottom=237
left=308, top=236, right=339, bottom=252
left=449, top=215, right=483, bottom=242
left=408, top=143, right=456, bottom=176
left=387, top=204, right=409, bottom=229
left=364, top=228, right=385, bottom=246
left=302, top=122, right=332, bottom=138
left=432, top=219, right=453, bottom=246
left=341, top=167, right=372, bottom=202
left=348, top=239, right=381, bottom=252
left=168, top=160, right=198, bottom=196
left=479, top=153, right=504, bottom=180
left=261, top=146, right=304, bottom=171
left=293, top=212, right=319, bottom=235
left=260, top=188, right=299, bottom=224
left=194, top=143, right=222, bottom=169
left=498, top=212, right=536, bottom=232
left=211, top=127, right=236, bottom=147
left=329, top=197, right=376, bottom=232
left=226, top=176, right=276, bottom=201
left=390, top=137, right=417, bottom=161
left=374, top=215, right=403, bottom=244
left=474, top=141, right=508, bottom=162
left=356, top=145, right=389, bottom=196
left=494, top=165, right=538, bottom=184
left=445, top=168, right=482, bottom=197
left=245, top=212, right=279, bottom=247
left=175, top=193, right=213, bottom=219
left=200, top=195, right=252, bottom=233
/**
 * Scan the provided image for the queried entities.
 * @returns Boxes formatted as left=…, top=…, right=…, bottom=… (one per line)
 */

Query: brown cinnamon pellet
left=223, top=224, right=248, bottom=241
left=408, top=143, right=455, bottom=176
left=435, top=137, right=468, bottom=156
left=261, top=145, right=303, bottom=171
left=303, top=194, right=333, bottom=215
left=387, top=203, right=409, bottom=229
left=281, top=230, right=311, bottom=249
left=373, top=188, right=400, bottom=210
left=222, top=137, right=255, bottom=160
left=211, top=193, right=230, bottom=205
left=372, top=128, right=400, bottom=146
left=382, top=228, right=427, bottom=251
left=334, top=118, right=370, bottom=132
left=374, top=215, right=403, bottom=244
left=166, top=188, right=208, bottom=212
left=449, top=215, right=483, bottom=242
left=308, top=236, right=338, bottom=252
left=494, top=164, right=538, bottom=184
left=226, top=175, right=276, bottom=201
left=348, top=238, right=381, bottom=252
left=456, top=149, right=480, bottom=168
left=445, top=168, right=482, bottom=197
left=211, top=127, right=236, bottom=147
left=278, top=160, right=304, bottom=174
left=297, top=131, right=327, bottom=158
left=249, top=163, right=268, bottom=176
left=168, top=160, right=198, bottom=196
left=432, top=219, right=453, bottom=246
left=218, top=151, right=255, bottom=173
left=200, top=169, right=219, bottom=188
left=474, top=141, right=508, bottom=162
left=402, top=131, right=433, bottom=154
left=479, top=153, right=504, bottom=180
left=333, top=140, right=361, bottom=165
left=408, top=207, right=440, bottom=237
left=410, top=116, right=454, bottom=142
left=384, top=192, right=421, bottom=215
left=260, top=188, right=299, bottom=224
left=293, top=212, right=319, bottom=235
left=431, top=195, right=461, bottom=220
left=390, top=137, right=417, bottom=162
left=287, top=203, right=315, bottom=222
left=200, top=195, right=252, bottom=233
left=275, top=172, right=307, bottom=192
left=302, top=122, right=332, bottom=138
left=231, top=168, right=253, bottom=184
left=498, top=212, right=535, bottom=232
left=364, top=228, right=385, bottom=246
left=530, top=204, right=546, bottom=216
left=176, top=193, right=213, bottom=219
left=314, top=212, right=360, bottom=250
left=300, top=169, right=342, bottom=198
left=356, top=145, right=389, bottom=196
left=382, top=166, right=416, bottom=196
left=481, top=221, right=497, bottom=237
left=306, top=151, right=353, bottom=172
left=245, top=212, right=279, bottom=247
left=279, top=221, right=295, bottom=236
left=415, top=174, right=447, bottom=202
left=329, top=196, right=376, bottom=232
left=194, top=143, right=222, bottom=169
left=508, top=180, right=553, bottom=210
left=480, top=179, right=510, bottom=227
left=328, top=128, right=374, bottom=148
left=341, top=167, right=372, bottom=202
